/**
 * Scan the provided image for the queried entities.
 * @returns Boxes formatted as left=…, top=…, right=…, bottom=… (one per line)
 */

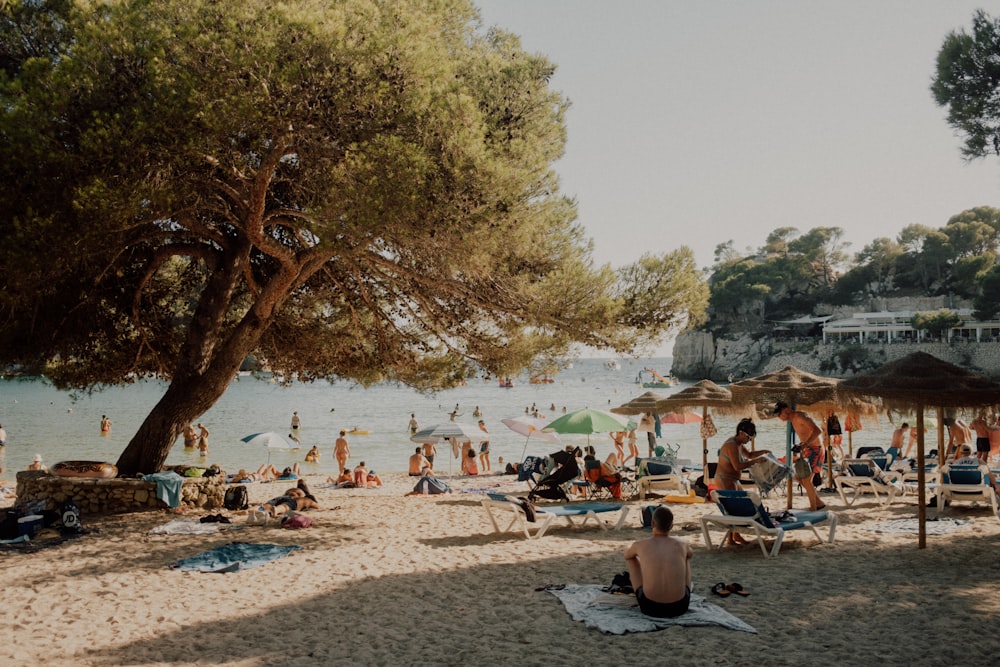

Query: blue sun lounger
left=700, top=489, right=837, bottom=558
left=482, top=496, right=631, bottom=539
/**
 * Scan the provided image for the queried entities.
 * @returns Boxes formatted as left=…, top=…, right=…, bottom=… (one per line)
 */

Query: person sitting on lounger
left=624, top=506, right=692, bottom=618
left=952, top=444, right=1000, bottom=492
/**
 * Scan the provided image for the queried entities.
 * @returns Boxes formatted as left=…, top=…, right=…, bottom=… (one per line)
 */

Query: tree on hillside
left=832, top=237, right=902, bottom=302
left=786, top=226, right=849, bottom=290
left=0, top=0, right=705, bottom=475
left=932, top=10, right=1000, bottom=161
left=973, top=265, right=1000, bottom=320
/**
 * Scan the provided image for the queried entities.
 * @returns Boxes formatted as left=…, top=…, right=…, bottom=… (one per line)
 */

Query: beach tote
left=224, top=485, right=249, bottom=510
left=281, top=514, right=312, bottom=529
left=793, top=458, right=812, bottom=480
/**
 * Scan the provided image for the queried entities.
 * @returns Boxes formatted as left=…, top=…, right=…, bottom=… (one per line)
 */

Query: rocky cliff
left=670, top=331, right=772, bottom=382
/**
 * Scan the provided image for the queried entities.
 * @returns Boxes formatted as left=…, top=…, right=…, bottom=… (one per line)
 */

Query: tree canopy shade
left=0, top=0, right=706, bottom=474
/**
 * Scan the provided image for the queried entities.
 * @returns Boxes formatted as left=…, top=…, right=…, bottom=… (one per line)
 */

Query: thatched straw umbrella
left=653, top=380, right=742, bottom=480
left=838, top=352, right=1000, bottom=548
left=610, top=390, right=668, bottom=416
left=729, top=366, right=845, bottom=507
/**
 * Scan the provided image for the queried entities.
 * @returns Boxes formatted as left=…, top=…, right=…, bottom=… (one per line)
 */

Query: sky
left=475, top=0, right=1000, bottom=273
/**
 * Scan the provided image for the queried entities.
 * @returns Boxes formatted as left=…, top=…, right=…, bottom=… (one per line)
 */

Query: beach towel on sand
left=149, top=519, right=220, bottom=535
left=169, top=542, right=300, bottom=573
left=546, top=584, right=757, bottom=635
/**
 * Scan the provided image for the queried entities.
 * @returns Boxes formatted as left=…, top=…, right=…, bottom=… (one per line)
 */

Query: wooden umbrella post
left=916, top=408, right=926, bottom=549
left=701, top=405, right=709, bottom=485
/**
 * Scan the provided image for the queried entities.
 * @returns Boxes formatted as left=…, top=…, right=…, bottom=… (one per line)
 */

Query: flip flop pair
left=711, top=582, right=751, bottom=598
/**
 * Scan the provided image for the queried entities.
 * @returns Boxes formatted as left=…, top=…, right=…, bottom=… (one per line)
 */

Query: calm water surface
left=0, top=357, right=906, bottom=476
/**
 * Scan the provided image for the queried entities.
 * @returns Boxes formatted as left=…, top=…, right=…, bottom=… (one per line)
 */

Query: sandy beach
left=3, top=472, right=1000, bottom=667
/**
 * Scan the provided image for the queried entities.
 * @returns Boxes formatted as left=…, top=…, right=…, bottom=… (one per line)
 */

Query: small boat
left=638, top=368, right=675, bottom=388
left=529, top=375, right=555, bottom=384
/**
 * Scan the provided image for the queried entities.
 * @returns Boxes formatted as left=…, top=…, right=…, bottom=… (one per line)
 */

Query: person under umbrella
left=774, top=402, right=827, bottom=511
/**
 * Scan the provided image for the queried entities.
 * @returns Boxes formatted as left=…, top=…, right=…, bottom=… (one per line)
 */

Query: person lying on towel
left=624, top=506, right=693, bottom=618
left=260, top=480, right=319, bottom=517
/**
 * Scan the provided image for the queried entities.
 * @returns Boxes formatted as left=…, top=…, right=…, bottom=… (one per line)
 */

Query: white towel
left=149, top=519, right=220, bottom=535
left=547, top=584, right=757, bottom=635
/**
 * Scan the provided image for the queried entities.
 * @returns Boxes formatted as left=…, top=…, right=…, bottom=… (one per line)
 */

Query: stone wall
left=14, top=471, right=226, bottom=515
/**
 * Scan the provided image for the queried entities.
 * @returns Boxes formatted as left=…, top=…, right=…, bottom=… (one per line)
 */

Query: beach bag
left=793, top=458, right=812, bottom=480
left=61, top=499, right=82, bottom=533
left=224, top=485, right=249, bottom=510
left=281, top=514, right=312, bottom=529
left=608, top=571, right=634, bottom=595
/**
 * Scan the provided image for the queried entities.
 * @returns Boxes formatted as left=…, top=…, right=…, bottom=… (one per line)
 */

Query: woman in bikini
left=715, top=419, right=770, bottom=545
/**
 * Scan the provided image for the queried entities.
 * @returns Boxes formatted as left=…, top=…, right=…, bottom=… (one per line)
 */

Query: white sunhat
left=33, top=453, right=42, bottom=462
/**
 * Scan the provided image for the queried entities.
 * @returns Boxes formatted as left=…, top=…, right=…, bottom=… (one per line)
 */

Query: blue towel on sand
left=143, top=471, right=185, bottom=508
left=169, top=542, right=301, bottom=572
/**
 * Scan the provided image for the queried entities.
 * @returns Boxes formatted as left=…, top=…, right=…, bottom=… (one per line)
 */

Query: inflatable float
left=662, top=490, right=703, bottom=504
left=51, top=461, right=118, bottom=479
left=345, top=428, right=370, bottom=435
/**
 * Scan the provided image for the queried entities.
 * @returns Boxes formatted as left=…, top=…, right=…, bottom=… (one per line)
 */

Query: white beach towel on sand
left=547, top=584, right=757, bottom=634
left=149, top=519, right=220, bottom=535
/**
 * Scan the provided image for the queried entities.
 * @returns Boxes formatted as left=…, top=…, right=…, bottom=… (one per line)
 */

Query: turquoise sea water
left=0, top=357, right=902, bottom=477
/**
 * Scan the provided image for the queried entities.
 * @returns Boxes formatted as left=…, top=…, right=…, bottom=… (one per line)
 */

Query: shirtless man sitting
left=409, top=447, right=431, bottom=476
left=715, top=418, right=770, bottom=544
left=623, top=506, right=693, bottom=618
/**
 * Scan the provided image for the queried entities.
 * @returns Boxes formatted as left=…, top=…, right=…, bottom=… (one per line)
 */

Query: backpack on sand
left=224, top=485, right=249, bottom=511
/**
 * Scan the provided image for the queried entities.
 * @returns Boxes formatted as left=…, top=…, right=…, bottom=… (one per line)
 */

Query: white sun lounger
left=481, top=497, right=630, bottom=539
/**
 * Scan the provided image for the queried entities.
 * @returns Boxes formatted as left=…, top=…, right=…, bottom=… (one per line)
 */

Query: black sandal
left=726, top=583, right=751, bottom=597
left=711, top=582, right=730, bottom=598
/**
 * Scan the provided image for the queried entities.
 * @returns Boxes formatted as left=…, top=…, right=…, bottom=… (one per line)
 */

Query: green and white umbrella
left=543, top=407, right=634, bottom=446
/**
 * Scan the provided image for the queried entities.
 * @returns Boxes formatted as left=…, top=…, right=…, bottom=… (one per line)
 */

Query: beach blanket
left=149, top=519, right=220, bottom=535
left=169, top=542, right=301, bottom=573
left=865, top=517, right=969, bottom=535
left=142, top=471, right=185, bottom=508
left=546, top=584, right=757, bottom=634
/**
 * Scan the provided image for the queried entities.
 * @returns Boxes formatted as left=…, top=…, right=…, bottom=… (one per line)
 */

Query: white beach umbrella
left=501, top=415, right=561, bottom=463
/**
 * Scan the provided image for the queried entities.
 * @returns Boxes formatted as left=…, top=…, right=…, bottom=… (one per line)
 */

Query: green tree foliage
left=0, top=0, right=705, bottom=474
left=932, top=10, right=1000, bottom=161
left=910, top=310, right=965, bottom=339
left=973, top=265, right=1000, bottom=320
left=831, top=237, right=903, bottom=303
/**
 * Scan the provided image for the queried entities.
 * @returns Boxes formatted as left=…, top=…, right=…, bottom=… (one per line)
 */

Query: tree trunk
left=115, top=365, right=240, bottom=476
